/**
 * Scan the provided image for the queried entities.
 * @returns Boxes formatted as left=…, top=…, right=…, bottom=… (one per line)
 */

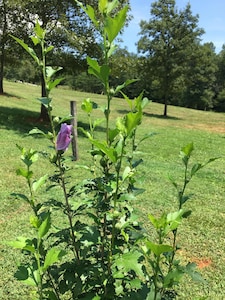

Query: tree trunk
left=0, top=76, right=3, bottom=95
left=0, top=0, right=7, bottom=95
left=163, top=99, right=168, bottom=117
left=38, top=74, right=50, bottom=122
left=0, top=46, right=4, bottom=94
left=163, top=79, right=169, bottom=117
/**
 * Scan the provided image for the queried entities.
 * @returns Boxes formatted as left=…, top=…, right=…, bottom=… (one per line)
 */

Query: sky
left=120, top=0, right=225, bottom=53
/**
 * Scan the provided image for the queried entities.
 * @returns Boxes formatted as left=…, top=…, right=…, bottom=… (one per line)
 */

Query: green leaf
left=105, top=6, right=128, bottom=43
left=47, top=77, right=64, bottom=92
left=180, top=142, right=194, bottom=165
left=5, top=237, right=35, bottom=253
left=93, top=118, right=105, bottom=129
left=141, top=97, right=149, bottom=109
left=115, top=79, right=138, bottom=95
left=43, top=291, right=59, bottom=300
left=87, top=57, right=110, bottom=85
left=107, top=42, right=118, bottom=58
left=81, top=99, right=93, bottom=114
left=115, top=279, right=124, bottom=295
left=106, top=0, right=119, bottom=14
left=98, top=0, right=108, bottom=13
left=90, top=139, right=117, bottom=162
left=165, top=210, right=184, bottom=233
left=168, top=175, right=178, bottom=190
left=148, top=214, right=159, bottom=229
left=32, top=174, right=48, bottom=193
left=180, top=194, right=191, bottom=205
left=30, top=36, right=40, bottom=46
left=76, top=1, right=99, bottom=28
left=99, top=0, right=119, bottom=15
left=205, top=157, right=220, bottom=165
left=122, top=166, right=132, bottom=182
left=138, top=132, right=156, bottom=146
left=125, top=111, right=142, bottom=136
left=38, top=212, right=51, bottom=239
left=11, top=193, right=30, bottom=204
left=118, top=193, right=136, bottom=202
left=29, top=128, right=47, bottom=137
left=87, top=57, right=100, bottom=75
left=34, top=21, right=46, bottom=39
left=14, top=266, right=37, bottom=286
left=191, top=163, right=203, bottom=177
left=58, top=115, right=73, bottom=125
left=10, top=35, right=40, bottom=65
left=46, top=66, right=63, bottom=80
left=92, top=296, right=101, bottom=300
left=16, top=145, right=39, bottom=167
left=16, top=168, right=33, bottom=179
left=30, top=216, right=41, bottom=229
left=182, top=209, right=192, bottom=218
left=15, top=265, right=29, bottom=280
left=163, top=268, right=184, bottom=287
left=81, top=98, right=97, bottom=114
left=45, top=45, right=54, bottom=54
left=43, top=248, right=66, bottom=273
left=145, top=241, right=173, bottom=256
left=37, top=97, right=52, bottom=107
left=129, top=278, right=142, bottom=289
left=113, top=251, right=145, bottom=279
left=185, top=262, right=205, bottom=283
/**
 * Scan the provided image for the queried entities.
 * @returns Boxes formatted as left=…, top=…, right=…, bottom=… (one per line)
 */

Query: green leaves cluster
left=139, top=142, right=217, bottom=299
left=11, top=21, right=63, bottom=100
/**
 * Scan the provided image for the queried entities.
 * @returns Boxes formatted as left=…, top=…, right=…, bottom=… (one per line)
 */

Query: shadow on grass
left=0, top=106, right=48, bottom=135
left=0, top=106, right=106, bottom=137
left=143, top=112, right=181, bottom=120
left=117, top=109, right=181, bottom=120
left=2, top=92, right=24, bottom=99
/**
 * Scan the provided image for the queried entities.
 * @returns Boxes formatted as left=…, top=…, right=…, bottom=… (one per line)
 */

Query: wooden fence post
left=70, top=101, right=78, bottom=160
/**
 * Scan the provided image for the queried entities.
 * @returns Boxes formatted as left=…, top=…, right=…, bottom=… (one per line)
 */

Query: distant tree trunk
left=0, top=0, right=7, bottom=95
left=0, top=43, right=4, bottom=94
left=0, top=62, right=4, bottom=94
left=163, top=99, right=168, bottom=117
left=38, top=73, right=50, bottom=122
left=163, top=81, right=169, bottom=117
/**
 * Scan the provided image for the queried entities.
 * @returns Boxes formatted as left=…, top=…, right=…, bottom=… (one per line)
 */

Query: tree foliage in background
left=1, top=0, right=130, bottom=118
left=2, top=0, right=225, bottom=113
left=0, top=0, right=32, bottom=94
left=137, top=0, right=204, bottom=116
left=183, top=42, right=218, bottom=110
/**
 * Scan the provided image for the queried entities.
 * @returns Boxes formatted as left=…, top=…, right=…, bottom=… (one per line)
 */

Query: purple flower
left=56, top=123, right=72, bottom=151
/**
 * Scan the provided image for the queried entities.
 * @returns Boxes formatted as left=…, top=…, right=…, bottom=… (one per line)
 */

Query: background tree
left=213, top=45, right=225, bottom=111
left=183, top=42, right=218, bottom=110
left=6, top=0, right=130, bottom=119
left=0, top=0, right=29, bottom=94
left=109, top=47, right=141, bottom=98
left=137, top=0, right=204, bottom=116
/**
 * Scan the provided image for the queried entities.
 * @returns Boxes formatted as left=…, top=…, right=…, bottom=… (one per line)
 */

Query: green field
left=1, top=80, right=225, bottom=299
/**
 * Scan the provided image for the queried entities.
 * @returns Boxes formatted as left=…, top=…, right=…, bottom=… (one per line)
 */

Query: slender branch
left=57, top=155, right=80, bottom=262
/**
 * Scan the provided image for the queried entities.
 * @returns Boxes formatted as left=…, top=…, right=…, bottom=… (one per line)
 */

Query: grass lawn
left=1, top=80, right=225, bottom=299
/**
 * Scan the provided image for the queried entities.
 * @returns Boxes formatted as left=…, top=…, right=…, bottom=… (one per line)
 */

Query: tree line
left=1, top=0, right=225, bottom=116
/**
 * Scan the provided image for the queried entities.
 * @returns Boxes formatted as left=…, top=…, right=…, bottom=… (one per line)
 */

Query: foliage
left=183, top=43, right=218, bottom=110
left=0, top=0, right=31, bottom=93
left=137, top=0, right=204, bottom=116
left=4, top=1, right=219, bottom=299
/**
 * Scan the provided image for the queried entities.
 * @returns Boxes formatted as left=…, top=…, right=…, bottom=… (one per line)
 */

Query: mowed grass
left=1, top=80, right=225, bottom=299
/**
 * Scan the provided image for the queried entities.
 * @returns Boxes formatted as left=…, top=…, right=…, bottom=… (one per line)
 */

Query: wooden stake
left=70, top=101, right=78, bottom=160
